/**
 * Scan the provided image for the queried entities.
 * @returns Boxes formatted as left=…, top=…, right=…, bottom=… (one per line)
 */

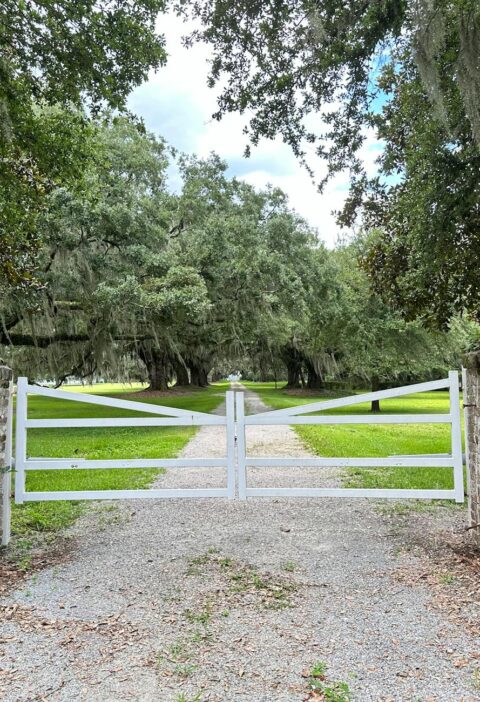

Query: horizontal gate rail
left=242, top=488, right=457, bottom=499
left=21, top=488, right=228, bottom=502
left=243, top=457, right=454, bottom=467
left=24, top=458, right=226, bottom=470
left=25, top=383, right=215, bottom=419
left=15, top=378, right=235, bottom=504
left=257, top=377, right=451, bottom=419
left=245, top=414, right=451, bottom=426
left=236, top=371, right=465, bottom=503
left=26, top=416, right=225, bottom=428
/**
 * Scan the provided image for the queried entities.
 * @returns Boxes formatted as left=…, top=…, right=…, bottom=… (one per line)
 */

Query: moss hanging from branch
left=413, top=0, right=480, bottom=147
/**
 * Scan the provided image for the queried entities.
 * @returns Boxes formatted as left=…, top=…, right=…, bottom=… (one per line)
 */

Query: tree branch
left=1, top=332, right=155, bottom=348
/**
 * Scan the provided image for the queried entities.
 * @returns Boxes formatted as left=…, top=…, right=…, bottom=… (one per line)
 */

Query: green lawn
left=12, top=382, right=227, bottom=536
left=242, top=381, right=463, bottom=494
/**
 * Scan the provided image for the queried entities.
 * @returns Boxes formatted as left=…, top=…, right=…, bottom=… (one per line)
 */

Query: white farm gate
left=14, top=378, right=236, bottom=504
left=236, top=371, right=464, bottom=503
left=11, top=372, right=464, bottom=512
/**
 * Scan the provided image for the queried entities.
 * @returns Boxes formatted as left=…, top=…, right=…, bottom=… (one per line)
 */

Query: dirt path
left=1, top=387, right=479, bottom=701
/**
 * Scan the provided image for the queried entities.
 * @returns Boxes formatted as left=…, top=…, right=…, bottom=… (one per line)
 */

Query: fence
left=0, top=372, right=465, bottom=546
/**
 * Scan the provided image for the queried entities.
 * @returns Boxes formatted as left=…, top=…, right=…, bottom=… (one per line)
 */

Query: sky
left=128, top=13, right=383, bottom=248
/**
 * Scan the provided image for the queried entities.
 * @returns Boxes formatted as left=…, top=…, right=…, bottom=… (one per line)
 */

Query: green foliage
left=1, top=1, right=166, bottom=109
left=177, top=0, right=480, bottom=323
left=177, top=0, right=406, bottom=181
left=0, top=0, right=166, bottom=287
left=357, top=52, right=480, bottom=325
left=0, top=105, right=97, bottom=293
left=263, top=244, right=469, bottom=391
left=3, top=122, right=335, bottom=390
left=2, top=117, right=175, bottom=384
left=324, top=248, right=468, bottom=387
left=2, top=117, right=474, bottom=390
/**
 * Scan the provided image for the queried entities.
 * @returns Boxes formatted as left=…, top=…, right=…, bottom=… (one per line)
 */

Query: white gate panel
left=236, top=371, right=464, bottom=503
left=15, top=378, right=236, bottom=503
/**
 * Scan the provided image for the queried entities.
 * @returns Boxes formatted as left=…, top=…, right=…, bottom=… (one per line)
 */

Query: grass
left=242, top=381, right=464, bottom=494
left=10, top=382, right=227, bottom=538
left=305, top=661, right=351, bottom=701
left=186, top=550, right=297, bottom=610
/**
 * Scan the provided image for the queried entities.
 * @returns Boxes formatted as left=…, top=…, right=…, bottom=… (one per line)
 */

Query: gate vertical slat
left=236, top=391, right=247, bottom=500
left=226, top=391, right=236, bottom=499
left=14, top=377, right=28, bottom=505
left=449, top=370, right=465, bottom=503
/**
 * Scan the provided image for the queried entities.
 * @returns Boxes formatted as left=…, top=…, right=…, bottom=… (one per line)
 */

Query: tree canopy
left=0, top=0, right=166, bottom=290
left=1, top=3, right=477, bottom=390
left=176, top=0, right=480, bottom=323
left=356, top=50, right=480, bottom=327
left=1, top=118, right=471, bottom=393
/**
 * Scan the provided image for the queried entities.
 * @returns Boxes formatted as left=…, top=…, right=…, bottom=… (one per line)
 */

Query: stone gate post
left=0, top=366, right=13, bottom=546
left=463, top=354, right=480, bottom=546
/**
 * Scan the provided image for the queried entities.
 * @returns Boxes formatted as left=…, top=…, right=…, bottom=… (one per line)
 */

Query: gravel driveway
left=1, top=386, right=479, bottom=701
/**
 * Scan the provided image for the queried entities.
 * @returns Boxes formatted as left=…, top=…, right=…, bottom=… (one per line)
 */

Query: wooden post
left=0, top=366, right=13, bottom=546
left=463, top=354, right=480, bottom=546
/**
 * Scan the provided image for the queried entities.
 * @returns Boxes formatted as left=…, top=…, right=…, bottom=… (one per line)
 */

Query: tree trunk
left=172, top=359, right=190, bottom=387
left=305, top=359, right=325, bottom=390
left=285, top=361, right=301, bottom=389
left=189, top=363, right=209, bottom=387
left=283, top=346, right=303, bottom=389
left=139, top=345, right=169, bottom=391
left=299, top=367, right=307, bottom=389
left=371, top=375, right=381, bottom=412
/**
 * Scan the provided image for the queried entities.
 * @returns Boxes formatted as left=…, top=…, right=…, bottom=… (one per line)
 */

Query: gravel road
left=1, top=386, right=479, bottom=702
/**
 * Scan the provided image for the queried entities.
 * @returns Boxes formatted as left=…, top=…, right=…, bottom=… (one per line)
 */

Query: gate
left=13, top=372, right=464, bottom=507
left=14, top=378, right=236, bottom=503
left=235, top=371, right=464, bottom=503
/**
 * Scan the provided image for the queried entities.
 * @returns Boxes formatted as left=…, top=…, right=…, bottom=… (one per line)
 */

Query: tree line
left=1, top=116, right=474, bottom=396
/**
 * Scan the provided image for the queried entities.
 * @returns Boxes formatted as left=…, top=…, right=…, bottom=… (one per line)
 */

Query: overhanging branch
left=2, top=332, right=155, bottom=348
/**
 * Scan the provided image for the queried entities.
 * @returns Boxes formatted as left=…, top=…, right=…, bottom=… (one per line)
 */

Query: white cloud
left=128, top=12, right=383, bottom=247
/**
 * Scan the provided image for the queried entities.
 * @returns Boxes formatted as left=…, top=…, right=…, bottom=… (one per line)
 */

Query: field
left=242, top=381, right=463, bottom=494
left=12, top=382, right=226, bottom=537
